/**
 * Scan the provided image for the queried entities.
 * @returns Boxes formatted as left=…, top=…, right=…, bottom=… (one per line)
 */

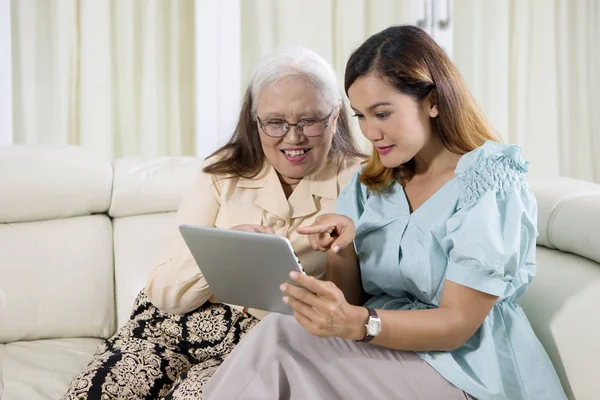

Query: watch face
left=367, top=318, right=381, bottom=336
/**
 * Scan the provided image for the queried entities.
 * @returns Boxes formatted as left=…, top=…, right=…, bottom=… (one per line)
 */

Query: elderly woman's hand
left=297, top=213, right=355, bottom=253
left=280, top=271, right=368, bottom=340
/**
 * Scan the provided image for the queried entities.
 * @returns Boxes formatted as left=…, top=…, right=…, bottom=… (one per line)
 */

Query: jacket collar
left=236, top=159, right=339, bottom=221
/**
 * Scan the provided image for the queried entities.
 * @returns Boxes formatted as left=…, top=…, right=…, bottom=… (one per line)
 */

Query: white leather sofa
left=0, top=145, right=598, bottom=400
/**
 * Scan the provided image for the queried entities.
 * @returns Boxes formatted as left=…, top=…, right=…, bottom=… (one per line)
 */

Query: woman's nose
left=362, top=120, right=383, bottom=141
left=284, top=126, right=305, bottom=143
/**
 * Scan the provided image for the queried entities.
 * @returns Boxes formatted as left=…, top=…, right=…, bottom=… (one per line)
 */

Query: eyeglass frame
left=255, top=108, right=336, bottom=138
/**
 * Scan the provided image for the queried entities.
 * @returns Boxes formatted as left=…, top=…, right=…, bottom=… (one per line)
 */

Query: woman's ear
left=330, top=102, right=342, bottom=130
left=428, top=89, right=439, bottom=118
left=334, top=102, right=342, bottom=120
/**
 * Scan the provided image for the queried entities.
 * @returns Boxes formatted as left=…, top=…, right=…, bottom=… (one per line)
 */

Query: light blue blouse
left=337, top=141, right=567, bottom=400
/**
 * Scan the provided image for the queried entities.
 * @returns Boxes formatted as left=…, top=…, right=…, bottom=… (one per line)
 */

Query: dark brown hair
left=344, top=25, right=501, bottom=193
left=203, top=86, right=363, bottom=179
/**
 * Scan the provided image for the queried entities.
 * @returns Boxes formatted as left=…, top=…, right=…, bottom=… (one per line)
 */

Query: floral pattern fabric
left=61, top=290, right=258, bottom=399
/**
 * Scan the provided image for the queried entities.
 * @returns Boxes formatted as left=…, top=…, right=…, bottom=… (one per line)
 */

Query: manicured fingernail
left=282, top=296, right=289, bottom=304
left=280, top=284, right=286, bottom=292
left=333, top=245, right=340, bottom=253
left=290, top=271, right=298, bottom=279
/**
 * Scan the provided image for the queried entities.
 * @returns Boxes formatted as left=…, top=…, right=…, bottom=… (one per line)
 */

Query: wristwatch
left=358, top=307, right=381, bottom=343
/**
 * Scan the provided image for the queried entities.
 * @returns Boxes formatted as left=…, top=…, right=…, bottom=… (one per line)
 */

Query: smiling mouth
left=281, top=149, right=311, bottom=157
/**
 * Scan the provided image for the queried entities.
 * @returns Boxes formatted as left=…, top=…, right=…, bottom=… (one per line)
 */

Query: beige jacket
left=146, top=155, right=362, bottom=318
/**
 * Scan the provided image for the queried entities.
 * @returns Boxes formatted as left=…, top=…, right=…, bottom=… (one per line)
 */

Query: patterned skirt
left=61, top=290, right=259, bottom=400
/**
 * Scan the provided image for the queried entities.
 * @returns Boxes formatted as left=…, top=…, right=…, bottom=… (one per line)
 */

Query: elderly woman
left=202, top=26, right=567, bottom=400
left=62, top=46, right=363, bottom=399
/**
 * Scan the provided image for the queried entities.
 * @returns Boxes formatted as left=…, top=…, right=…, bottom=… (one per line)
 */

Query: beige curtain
left=454, top=0, right=600, bottom=182
left=11, top=0, right=196, bottom=159
left=241, top=0, right=413, bottom=151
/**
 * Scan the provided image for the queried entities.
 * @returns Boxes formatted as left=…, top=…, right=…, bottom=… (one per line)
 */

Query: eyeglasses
left=256, top=108, right=335, bottom=138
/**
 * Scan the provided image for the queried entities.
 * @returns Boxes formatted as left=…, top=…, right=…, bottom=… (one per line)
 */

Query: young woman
left=202, top=26, right=567, bottom=400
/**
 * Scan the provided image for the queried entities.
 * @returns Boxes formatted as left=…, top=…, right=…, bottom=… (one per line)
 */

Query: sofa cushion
left=0, top=215, right=115, bottom=343
left=2, top=338, right=103, bottom=400
left=109, top=157, right=202, bottom=218
left=529, top=177, right=600, bottom=257
left=547, top=192, right=600, bottom=265
left=0, top=145, right=112, bottom=223
left=520, top=246, right=600, bottom=400
left=113, top=212, right=176, bottom=327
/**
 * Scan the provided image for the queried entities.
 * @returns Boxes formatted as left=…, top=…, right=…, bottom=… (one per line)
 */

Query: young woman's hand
left=297, top=213, right=355, bottom=253
left=280, top=271, right=368, bottom=340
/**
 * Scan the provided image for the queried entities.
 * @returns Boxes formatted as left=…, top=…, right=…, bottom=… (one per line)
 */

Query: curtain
left=242, top=0, right=600, bottom=183
left=453, top=0, right=600, bottom=182
left=241, top=0, right=413, bottom=151
left=12, top=0, right=598, bottom=178
left=11, top=0, right=196, bottom=159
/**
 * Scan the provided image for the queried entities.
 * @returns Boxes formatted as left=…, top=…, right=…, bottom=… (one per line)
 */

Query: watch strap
left=358, top=307, right=379, bottom=343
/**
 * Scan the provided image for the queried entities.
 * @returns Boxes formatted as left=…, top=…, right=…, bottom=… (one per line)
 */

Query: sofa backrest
left=108, top=156, right=202, bottom=327
left=520, top=177, right=600, bottom=400
left=0, top=145, right=202, bottom=342
left=0, top=146, right=115, bottom=342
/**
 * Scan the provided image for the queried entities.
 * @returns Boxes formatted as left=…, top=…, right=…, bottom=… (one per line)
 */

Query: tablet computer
left=178, top=224, right=306, bottom=315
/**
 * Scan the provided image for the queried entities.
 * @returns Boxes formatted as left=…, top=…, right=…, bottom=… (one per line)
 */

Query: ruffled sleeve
left=442, top=143, right=538, bottom=298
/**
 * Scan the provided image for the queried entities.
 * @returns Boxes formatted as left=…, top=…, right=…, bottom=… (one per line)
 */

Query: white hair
left=248, top=46, right=342, bottom=116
